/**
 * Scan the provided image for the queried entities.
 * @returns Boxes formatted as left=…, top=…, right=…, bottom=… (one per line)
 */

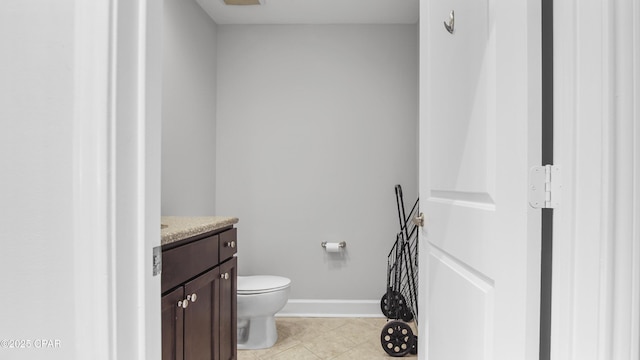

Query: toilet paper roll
left=325, top=243, right=341, bottom=253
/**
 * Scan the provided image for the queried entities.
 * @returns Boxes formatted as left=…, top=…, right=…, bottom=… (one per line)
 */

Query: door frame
left=552, top=1, right=640, bottom=359
left=76, top=0, right=639, bottom=358
left=73, top=0, right=162, bottom=358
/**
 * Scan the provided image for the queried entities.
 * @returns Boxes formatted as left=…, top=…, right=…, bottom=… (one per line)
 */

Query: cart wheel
left=400, top=305, right=414, bottom=322
left=380, top=320, right=415, bottom=357
left=380, top=292, right=395, bottom=317
left=380, top=291, right=408, bottom=319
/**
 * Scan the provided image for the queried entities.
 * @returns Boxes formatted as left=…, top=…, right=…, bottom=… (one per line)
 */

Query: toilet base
left=237, top=315, right=278, bottom=350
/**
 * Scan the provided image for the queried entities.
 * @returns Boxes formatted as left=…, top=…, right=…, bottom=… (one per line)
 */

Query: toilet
left=236, top=275, right=291, bottom=350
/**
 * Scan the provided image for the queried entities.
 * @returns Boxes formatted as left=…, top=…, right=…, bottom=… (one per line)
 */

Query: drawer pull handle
left=220, top=272, right=230, bottom=280
left=225, top=241, right=236, bottom=249
left=177, top=300, right=189, bottom=308
left=187, top=293, right=197, bottom=303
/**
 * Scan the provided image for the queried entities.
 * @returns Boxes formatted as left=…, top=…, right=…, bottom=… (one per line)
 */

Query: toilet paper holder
left=321, top=241, right=346, bottom=249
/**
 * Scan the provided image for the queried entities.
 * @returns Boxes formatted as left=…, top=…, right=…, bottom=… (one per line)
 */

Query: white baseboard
left=277, top=299, right=385, bottom=318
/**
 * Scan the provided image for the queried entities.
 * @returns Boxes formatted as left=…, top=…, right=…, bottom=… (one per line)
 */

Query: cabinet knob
left=177, top=300, right=189, bottom=308
left=225, top=241, right=236, bottom=249
left=220, top=272, right=229, bottom=280
left=187, top=293, right=197, bottom=303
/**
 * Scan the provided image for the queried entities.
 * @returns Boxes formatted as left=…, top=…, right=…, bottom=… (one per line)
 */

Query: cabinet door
left=219, top=257, right=237, bottom=360
left=162, top=287, right=185, bottom=360
left=184, top=267, right=220, bottom=360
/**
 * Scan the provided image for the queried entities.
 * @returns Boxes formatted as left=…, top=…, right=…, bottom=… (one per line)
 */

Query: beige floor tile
left=255, top=338, right=301, bottom=359
left=329, top=341, right=393, bottom=360
left=261, top=344, right=321, bottom=360
left=303, top=330, right=358, bottom=359
left=310, top=318, right=351, bottom=331
left=238, top=317, right=417, bottom=360
left=277, top=318, right=326, bottom=343
left=335, top=319, right=384, bottom=345
left=237, top=350, right=259, bottom=360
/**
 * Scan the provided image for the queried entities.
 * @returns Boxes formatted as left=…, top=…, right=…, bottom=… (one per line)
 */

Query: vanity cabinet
left=161, top=227, right=237, bottom=360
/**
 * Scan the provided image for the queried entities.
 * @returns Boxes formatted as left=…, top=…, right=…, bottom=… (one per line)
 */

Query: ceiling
left=194, top=0, right=419, bottom=25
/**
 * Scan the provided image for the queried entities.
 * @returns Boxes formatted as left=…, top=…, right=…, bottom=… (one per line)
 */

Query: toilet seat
left=238, top=275, right=291, bottom=295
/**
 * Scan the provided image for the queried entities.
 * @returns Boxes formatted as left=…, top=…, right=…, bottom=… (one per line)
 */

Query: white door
left=419, top=1, right=542, bottom=359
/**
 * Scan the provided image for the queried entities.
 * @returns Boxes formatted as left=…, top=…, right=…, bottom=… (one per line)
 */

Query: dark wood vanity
left=161, top=223, right=238, bottom=360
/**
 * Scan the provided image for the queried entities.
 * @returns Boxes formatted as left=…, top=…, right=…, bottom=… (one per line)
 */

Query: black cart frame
left=380, top=185, right=419, bottom=357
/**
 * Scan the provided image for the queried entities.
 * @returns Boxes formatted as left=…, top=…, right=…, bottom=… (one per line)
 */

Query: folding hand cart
left=380, top=185, right=419, bottom=357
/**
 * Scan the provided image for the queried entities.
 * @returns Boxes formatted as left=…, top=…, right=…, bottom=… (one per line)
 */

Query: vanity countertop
left=161, top=216, right=239, bottom=246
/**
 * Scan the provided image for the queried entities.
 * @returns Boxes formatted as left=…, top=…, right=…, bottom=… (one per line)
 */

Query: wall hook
left=444, top=10, right=455, bottom=34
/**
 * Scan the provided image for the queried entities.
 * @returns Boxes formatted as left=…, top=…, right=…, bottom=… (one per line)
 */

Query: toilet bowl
left=237, top=275, right=291, bottom=350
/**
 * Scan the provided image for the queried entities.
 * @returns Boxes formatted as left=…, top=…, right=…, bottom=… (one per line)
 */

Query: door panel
left=429, top=0, right=495, bottom=199
left=429, top=245, right=495, bottom=359
left=420, top=0, right=542, bottom=359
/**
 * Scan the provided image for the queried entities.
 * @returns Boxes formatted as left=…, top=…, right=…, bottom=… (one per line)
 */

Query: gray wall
left=0, top=1, right=75, bottom=357
left=216, top=25, right=419, bottom=300
left=162, top=0, right=218, bottom=215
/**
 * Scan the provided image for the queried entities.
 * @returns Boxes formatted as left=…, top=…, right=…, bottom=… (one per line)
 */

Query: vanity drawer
left=162, top=234, right=219, bottom=293
left=219, top=228, right=237, bottom=262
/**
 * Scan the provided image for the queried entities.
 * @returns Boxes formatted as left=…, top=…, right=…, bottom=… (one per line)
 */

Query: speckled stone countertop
left=161, top=216, right=238, bottom=246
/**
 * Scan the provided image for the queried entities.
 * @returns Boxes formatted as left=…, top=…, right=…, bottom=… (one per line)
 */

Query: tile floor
left=237, top=317, right=418, bottom=360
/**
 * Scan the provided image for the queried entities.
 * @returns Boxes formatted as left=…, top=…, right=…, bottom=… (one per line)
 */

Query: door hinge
left=529, top=165, right=561, bottom=209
